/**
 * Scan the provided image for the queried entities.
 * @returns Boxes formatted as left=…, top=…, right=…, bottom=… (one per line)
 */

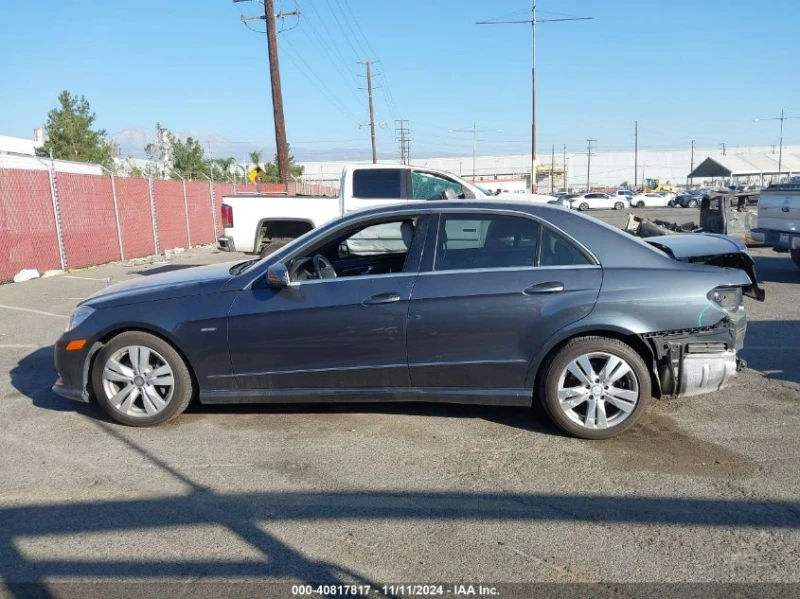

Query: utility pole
left=363, top=61, right=377, bottom=164
left=476, top=3, right=592, bottom=193
left=586, top=138, right=596, bottom=192
left=754, top=109, right=799, bottom=180
left=634, top=121, right=638, bottom=191
left=234, top=0, right=300, bottom=185
left=449, top=123, right=502, bottom=182
left=550, top=144, right=555, bottom=194
left=689, top=139, right=695, bottom=186
left=562, top=144, right=567, bottom=191
left=720, top=142, right=726, bottom=156
left=396, top=120, right=411, bottom=165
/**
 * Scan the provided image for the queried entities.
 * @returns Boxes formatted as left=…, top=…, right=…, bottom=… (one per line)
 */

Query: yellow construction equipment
left=642, top=178, right=676, bottom=193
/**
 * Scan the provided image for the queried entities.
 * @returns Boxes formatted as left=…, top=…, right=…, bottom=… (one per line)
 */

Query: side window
left=434, top=214, right=540, bottom=271
left=352, top=169, right=402, bottom=199
left=539, top=227, right=592, bottom=267
left=412, top=171, right=463, bottom=200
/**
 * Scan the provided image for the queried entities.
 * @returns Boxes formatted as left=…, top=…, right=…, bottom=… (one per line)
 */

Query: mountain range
left=111, top=127, right=458, bottom=163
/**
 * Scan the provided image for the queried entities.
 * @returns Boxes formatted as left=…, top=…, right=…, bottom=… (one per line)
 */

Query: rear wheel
left=91, top=331, right=194, bottom=427
left=614, top=201, right=624, bottom=210
left=538, top=336, right=652, bottom=440
left=259, top=238, right=289, bottom=259
left=668, top=200, right=676, bottom=207
left=636, top=201, right=645, bottom=208
left=578, top=202, right=589, bottom=211
left=791, top=249, right=800, bottom=269
left=688, top=199, right=699, bottom=208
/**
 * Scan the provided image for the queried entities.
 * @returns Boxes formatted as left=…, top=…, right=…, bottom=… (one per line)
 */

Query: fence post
left=47, top=163, right=67, bottom=271
left=108, top=170, right=125, bottom=261
left=209, top=181, right=218, bottom=240
left=148, top=178, right=160, bottom=255
left=180, top=177, right=191, bottom=247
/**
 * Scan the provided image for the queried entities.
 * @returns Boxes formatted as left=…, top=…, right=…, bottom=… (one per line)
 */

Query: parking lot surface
left=2, top=207, right=799, bottom=587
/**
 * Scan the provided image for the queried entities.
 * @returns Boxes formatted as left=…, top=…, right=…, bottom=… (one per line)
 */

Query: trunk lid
left=643, top=234, right=766, bottom=301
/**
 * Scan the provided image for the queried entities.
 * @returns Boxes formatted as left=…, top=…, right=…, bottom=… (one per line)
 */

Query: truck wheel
left=259, top=239, right=289, bottom=259
left=91, top=331, right=194, bottom=427
left=791, top=249, right=800, bottom=269
left=538, top=336, right=652, bottom=440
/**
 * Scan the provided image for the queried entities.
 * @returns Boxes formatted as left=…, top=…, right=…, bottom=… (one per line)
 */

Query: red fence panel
left=115, top=177, right=156, bottom=259
left=185, top=181, right=214, bottom=245
left=153, top=180, right=188, bottom=250
left=0, top=168, right=61, bottom=283
left=57, top=173, right=120, bottom=269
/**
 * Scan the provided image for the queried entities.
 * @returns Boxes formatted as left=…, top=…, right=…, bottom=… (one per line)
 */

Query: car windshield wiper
left=229, top=259, right=258, bottom=275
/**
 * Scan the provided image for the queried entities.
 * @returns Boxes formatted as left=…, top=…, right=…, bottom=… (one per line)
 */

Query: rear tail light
left=221, top=204, right=233, bottom=228
left=707, top=286, right=743, bottom=310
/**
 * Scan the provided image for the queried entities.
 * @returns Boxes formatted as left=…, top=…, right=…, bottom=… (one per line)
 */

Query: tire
left=688, top=199, right=699, bottom=208
left=91, top=331, right=194, bottom=427
left=537, top=336, right=652, bottom=440
left=614, top=201, right=624, bottom=210
left=668, top=200, right=675, bottom=207
left=791, top=249, right=800, bottom=269
left=578, top=203, right=590, bottom=211
left=259, top=238, right=289, bottom=259
left=636, top=201, right=645, bottom=208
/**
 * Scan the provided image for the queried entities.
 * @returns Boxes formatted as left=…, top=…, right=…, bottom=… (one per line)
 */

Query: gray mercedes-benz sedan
left=53, top=201, right=764, bottom=439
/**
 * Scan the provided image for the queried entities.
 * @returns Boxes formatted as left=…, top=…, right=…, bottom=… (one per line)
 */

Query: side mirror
left=266, top=263, right=290, bottom=289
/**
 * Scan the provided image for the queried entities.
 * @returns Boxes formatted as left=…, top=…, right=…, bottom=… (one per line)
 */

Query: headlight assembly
left=65, top=305, right=95, bottom=332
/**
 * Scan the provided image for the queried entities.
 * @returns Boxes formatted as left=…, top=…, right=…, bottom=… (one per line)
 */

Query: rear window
left=352, top=169, right=402, bottom=199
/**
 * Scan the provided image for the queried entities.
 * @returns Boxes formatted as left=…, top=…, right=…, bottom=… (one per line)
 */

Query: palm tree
left=248, top=150, right=262, bottom=170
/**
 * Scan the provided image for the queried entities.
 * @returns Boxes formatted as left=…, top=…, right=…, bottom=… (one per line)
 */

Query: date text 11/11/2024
left=291, top=584, right=500, bottom=596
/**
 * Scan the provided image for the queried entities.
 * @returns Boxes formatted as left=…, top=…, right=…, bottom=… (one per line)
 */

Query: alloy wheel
left=101, top=345, right=175, bottom=417
left=556, top=352, right=639, bottom=430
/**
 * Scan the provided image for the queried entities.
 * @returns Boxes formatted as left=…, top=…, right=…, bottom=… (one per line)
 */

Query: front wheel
left=538, top=336, right=652, bottom=439
left=91, top=331, right=194, bottom=426
left=668, top=200, right=675, bottom=207
left=614, top=201, right=625, bottom=210
left=636, top=201, right=645, bottom=208
left=791, top=249, right=800, bottom=269
left=688, top=199, right=699, bottom=208
left=578, top=202, right=590, bottom=211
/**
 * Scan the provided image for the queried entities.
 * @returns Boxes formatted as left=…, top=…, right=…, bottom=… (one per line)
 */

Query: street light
left=754, top=109, right=800, bottom=180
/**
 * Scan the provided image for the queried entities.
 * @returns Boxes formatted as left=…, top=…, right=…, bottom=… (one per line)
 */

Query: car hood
left=82, top=261, right=241, bottom=308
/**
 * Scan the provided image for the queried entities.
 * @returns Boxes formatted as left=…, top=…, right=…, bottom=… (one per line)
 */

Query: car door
left=227, top=213, right=430, bottom=390
left=406, top=211, right=603, bottom=391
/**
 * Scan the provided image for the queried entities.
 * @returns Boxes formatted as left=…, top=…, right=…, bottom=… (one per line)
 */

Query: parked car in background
left=629, top=192, right=673, bottom=208
left=751, top=179, right=800, bottom=269
left=674, top=190, right=705, bottom=208
left=614, top=189, right=635, bottom=199
left=53, top=200, right=764, bottom=439
left=218, top=164, right=558, bottom=257
left=568, top=193, right=627, bottom=211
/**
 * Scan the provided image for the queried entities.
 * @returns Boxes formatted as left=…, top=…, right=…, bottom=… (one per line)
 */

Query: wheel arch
left=83, top=324, right=199, bottom=402
left=253, top=218, right=315, bottom=253
left=525, top=324, right=662, bottom=404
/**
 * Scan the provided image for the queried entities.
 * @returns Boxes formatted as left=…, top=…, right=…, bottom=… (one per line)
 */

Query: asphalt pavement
left=1, top=206, right=799, bottom=593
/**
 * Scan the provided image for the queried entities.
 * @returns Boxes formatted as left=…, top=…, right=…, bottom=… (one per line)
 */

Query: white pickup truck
left=750, top=178, right=800, bottom=269
left=217, top=164, right=557, bottom=256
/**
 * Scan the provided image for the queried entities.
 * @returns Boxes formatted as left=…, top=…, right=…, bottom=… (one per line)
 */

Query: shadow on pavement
left=128, top=264, right=205, bottom=277
left=740, top=320, right=800, bottom=385
left=752, top=254, right=800, bottom=284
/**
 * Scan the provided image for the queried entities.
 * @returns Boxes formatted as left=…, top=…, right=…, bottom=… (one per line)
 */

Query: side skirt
left=199, top=387, right=532, bottom=407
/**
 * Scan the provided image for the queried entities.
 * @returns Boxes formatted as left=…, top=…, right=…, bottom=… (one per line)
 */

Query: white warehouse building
left=299, top=144, right=800, bottom=192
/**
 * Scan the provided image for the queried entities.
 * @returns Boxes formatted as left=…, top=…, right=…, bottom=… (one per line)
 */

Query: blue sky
left=1, top=0, right=798, bottom=158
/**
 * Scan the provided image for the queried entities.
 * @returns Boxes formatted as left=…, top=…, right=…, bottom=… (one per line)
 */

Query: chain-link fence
left=0, top=167, right=342, bottom=283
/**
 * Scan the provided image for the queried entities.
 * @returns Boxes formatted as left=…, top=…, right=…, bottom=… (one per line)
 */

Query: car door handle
left=362, top=292, right=401, bottom=306
left=523, top=281, right=565, bottom=295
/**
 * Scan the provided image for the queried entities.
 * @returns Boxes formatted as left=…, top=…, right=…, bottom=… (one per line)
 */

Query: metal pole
left=690, top=139, right=695, bottom=187
left=550, top=144, right=554, bottom=194
left=209, top=180, right=218, bottom=239
left=562, top=145, right=566, bottom=191
left=109, top=171, right=124, bottom=260
left=148, top=177, right=160, bottom=255
left=473, top=122, right=477, bottom=182
left=181, top=177, right=191, bottom=247
left=531, top=0, right=537, bottom=193
left=586, top=138, right=595, bottom=192
left=634, top=121, right=638, bottom=191
left=47, top=161, right=67, bottom=271
left=265, top=0, right=289, bottom=184
left=778, top=108, right=784, bottom=179
left=366, top=61, right=377, bottom=164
